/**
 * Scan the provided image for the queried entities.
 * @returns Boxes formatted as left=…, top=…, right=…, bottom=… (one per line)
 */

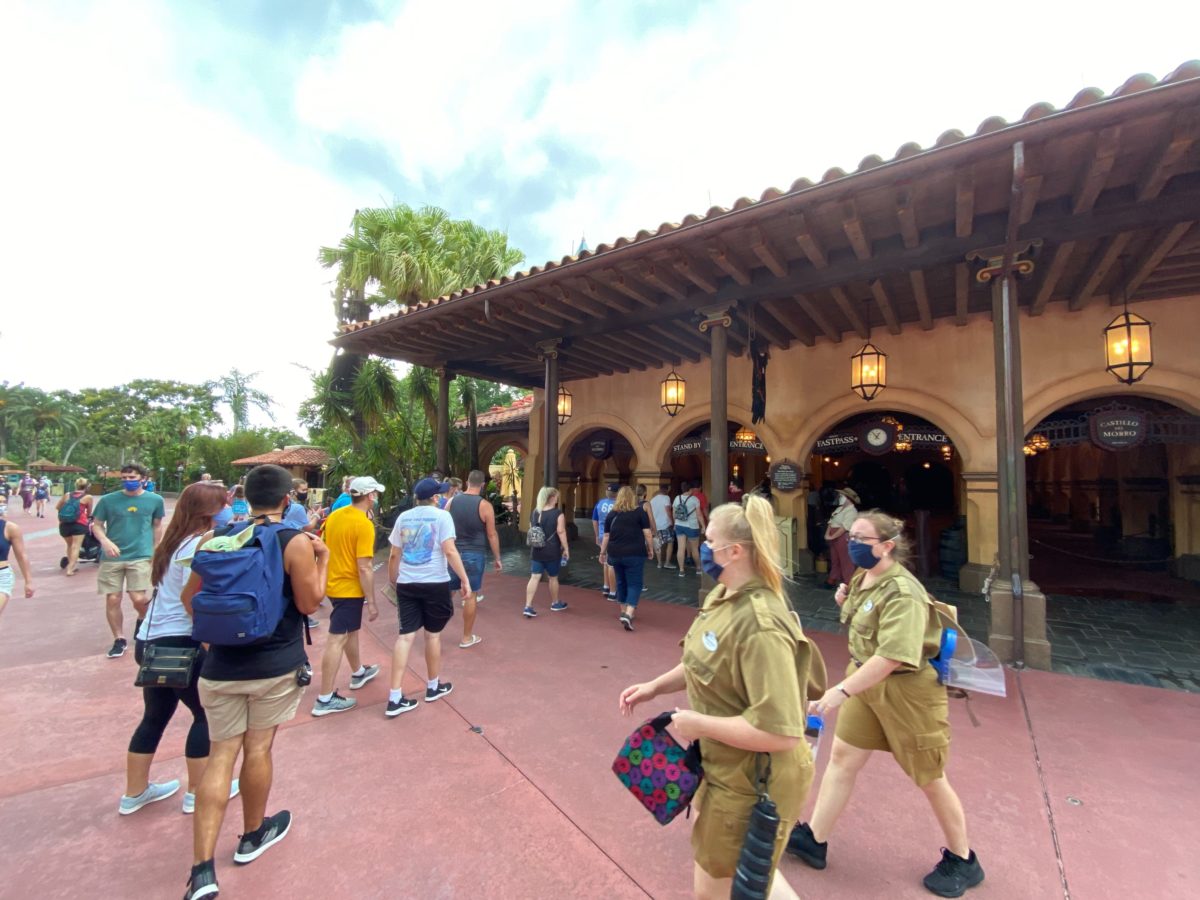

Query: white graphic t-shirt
left=389, top=505, right=456, bottom=584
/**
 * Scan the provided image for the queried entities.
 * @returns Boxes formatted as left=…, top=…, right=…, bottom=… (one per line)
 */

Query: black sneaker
left=183, top=860, right=219, bottom=899
left=425, top=682, right=454, bottom=702
left=785, top=822, right=827, bottom=869
left=620, top=615, right=634, bottom=632
left=233, top=810, right=292, bottom=864
left=923, top=848, right=984, bottom=897
left=106, top=638, right=128, bottom=659
left=386, top=697, right=418, bottom=717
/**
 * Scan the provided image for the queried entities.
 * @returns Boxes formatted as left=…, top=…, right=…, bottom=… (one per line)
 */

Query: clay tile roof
left=335, top=61, right=1200, bottom=339
left=231, top=447, right=331, bottom=467
left=455, top=394, right=534, bottom=430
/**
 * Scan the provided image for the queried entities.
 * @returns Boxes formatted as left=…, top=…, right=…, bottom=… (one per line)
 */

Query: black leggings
left=128, top=637, right=209, bottom=759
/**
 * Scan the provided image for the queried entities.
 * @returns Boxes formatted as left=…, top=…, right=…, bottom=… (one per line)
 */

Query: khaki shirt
left=682, top=578, right=809, bottom=795
left=840, top=563, right=941, bottom=671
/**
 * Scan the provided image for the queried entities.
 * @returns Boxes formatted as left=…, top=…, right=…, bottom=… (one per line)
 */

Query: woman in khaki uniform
left=620, top=495, right=818, bottom=899
left=787, top=511, right=984, bottom=898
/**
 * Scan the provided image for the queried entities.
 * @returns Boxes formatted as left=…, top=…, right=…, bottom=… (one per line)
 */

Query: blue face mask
left=122, top=480, right=143, bottom=492
left=848, top=539, right=879, bottom=570
left=699, top=543, right=724, bottom=579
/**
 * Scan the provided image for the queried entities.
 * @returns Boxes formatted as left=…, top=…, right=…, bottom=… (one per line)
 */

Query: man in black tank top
left=444, top=470, right=502, bottom=649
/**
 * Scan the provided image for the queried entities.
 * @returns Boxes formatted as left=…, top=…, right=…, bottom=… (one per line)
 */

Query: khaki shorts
left=691, top=751, right=813, bottom=883
left=97, top=559, right=152, bottom=595
left=834, top=660, right=950, bottom=786
left=199, top=673, right=305, bottom=742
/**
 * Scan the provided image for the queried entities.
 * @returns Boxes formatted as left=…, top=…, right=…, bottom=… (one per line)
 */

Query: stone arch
left=556, top=411, right=649, bottom=472
left=793, top=388, right=988, bottom=470
left=477, top=433, right=528, bottom=473
left=1024, top=367, right=1200, bottom=431
left=650, top=402, right=786, bottom=473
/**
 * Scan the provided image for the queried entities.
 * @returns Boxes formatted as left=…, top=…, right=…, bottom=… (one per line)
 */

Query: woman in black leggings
left=120, top=482, right=238, bottom=815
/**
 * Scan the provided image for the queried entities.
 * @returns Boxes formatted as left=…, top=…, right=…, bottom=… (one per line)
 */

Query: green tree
left=210, top=369, right=274, bottom=433
left=10, top=390, right=81, bottom=463
left=0, top=382, right=38, bottom=460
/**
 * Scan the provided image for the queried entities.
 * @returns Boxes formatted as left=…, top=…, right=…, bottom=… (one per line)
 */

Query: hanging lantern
left=940, top=444, right=953, bottom=462
left=894, top=437, right=912, bottom=453
left=734, top=424, right=756, bottom=443
left=556, top=385, right=573, bottom=425
left=1029, top=433, right=1050, bottom=452
left=661, top=369, right=686, bottom=416
left=1104, top=310, right=1153, bottom=384
left=850, top=342, right=887, bottom=401
left=1023, top=442, right=1037, bottom=457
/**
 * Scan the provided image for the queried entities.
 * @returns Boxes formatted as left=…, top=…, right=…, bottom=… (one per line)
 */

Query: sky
left=2, top=0, right=1196, bottom=435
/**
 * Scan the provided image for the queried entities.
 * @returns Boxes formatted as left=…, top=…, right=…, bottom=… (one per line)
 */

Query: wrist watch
left=837, top=684, right=851, bottom=698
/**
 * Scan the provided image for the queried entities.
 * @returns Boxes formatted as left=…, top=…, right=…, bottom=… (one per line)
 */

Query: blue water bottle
left=560, top=554, right=568, bottom=567
left=805, top=713, right=824, bottom=761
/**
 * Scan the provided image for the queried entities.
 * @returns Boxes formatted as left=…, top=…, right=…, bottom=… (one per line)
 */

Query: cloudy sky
left=2, top=0, right=1195, bottom=433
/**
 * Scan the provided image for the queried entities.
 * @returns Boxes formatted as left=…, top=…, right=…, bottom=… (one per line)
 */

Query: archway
left=563, top=426, right=640, bottom=518
left=660, top=419, right=774, bottom=503
left=1023, top=395, right=1200, bottom=598
left=807, top=410, right=963, bottom=581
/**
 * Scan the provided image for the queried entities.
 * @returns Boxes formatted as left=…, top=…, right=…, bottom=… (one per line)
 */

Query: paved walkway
left=3, top=519, right=1199, bottom=899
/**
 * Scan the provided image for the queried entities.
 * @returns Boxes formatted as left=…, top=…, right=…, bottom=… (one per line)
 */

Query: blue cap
left=413, top=477, right=451, bottom=501
left=606, top=483, right=619, bottom=493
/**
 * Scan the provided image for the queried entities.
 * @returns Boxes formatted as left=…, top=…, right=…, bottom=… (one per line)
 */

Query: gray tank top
left=448, top=494, right=487, bottom=553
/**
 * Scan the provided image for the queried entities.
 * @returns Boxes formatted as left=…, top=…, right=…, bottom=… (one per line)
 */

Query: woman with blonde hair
left=524, top=486, right=569, bottom=617
left=56, top=477, right=94, bottom=576
left=787, top=510, right=983, bottom=898
left=620, top=495, right=820, bottom=898
left=599, top=486, right=653, bottom=631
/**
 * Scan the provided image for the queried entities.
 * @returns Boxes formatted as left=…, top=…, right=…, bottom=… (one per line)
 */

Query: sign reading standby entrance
left=1091, top=410, right=1146, bottom=451
left=672, top=436, right=767, bottom=456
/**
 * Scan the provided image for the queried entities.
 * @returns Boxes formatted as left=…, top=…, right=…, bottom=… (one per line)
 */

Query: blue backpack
left=190, top=521, right=290, bottom=645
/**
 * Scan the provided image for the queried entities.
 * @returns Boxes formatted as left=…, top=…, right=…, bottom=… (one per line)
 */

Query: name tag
left=702, top=631, right=719, bottom=652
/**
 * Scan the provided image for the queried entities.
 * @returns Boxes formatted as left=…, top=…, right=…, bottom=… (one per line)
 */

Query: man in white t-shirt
left=648, top=484, right=675, bottom=569
left=384, top=478, right=473, bottom=718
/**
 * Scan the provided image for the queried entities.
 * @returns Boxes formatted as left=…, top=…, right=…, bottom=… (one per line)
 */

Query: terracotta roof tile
left=455, top=394, right=534, bottom=430
left=232, top=447, right=331, bottom=467
left=336, top=62, right=1200, bottom=338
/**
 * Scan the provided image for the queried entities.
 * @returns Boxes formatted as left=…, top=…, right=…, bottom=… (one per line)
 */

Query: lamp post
left=176, top=464, right=184, bottom=492
left=157, top=466, right=164, bottom=492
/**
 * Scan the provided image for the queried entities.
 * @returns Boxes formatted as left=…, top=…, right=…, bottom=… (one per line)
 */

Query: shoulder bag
left=134, top=553, right=200, bottom=689
left=612, top=711, right=704, bottom=826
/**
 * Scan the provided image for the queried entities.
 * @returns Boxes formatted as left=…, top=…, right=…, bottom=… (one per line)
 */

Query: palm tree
left=10, top=392, right=82, bottom=463
left=211, top=369, right=274, bottom=433
left=306, top=359, right=404, bottom=450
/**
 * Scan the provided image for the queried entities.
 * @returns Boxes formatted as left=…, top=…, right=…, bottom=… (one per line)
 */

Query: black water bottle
left=730, top=795, right=781, bottom=899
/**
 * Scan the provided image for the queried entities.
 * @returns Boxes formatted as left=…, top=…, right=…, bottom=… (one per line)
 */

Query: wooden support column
left=700, top=306, right=734, bottom=510
left=537, top=340, right=562, bottom=489
left=436, top=366, right=452, bottom=476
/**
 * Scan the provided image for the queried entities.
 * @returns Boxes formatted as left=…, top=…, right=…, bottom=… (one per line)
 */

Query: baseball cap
left=606, top=483, right=618, bottom=493
left=349, top=476, right=386, bottom=495
left=413, top=477, right=451, bottom=500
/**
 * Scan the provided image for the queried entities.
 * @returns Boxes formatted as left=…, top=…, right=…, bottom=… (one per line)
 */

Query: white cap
left=349, top=476, right=386, bottom=495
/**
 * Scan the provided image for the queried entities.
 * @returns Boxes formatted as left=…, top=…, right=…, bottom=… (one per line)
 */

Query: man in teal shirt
left=92, top=463, right=165, bottom=659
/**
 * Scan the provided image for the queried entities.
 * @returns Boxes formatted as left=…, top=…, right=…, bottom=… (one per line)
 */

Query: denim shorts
left=530, top=558, right=562, bottom=577
left=448, top=550, right=486, bottom=592
left=675, top=525, right=700, bottom=539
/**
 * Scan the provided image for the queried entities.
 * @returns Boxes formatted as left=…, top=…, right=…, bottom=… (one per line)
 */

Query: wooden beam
left=760, top=298, right=816, bottom=347
left=671, top=252, right=718, bottom=293
left=438, top=359, right=541, bottom=388
left=896, top=190, right=920, bottom=249
left=1072, top=126, right=1120, bottom=215
left=1136, top=110, right=1198, bottom=201
left=841, top=200, right=872, bottom=261
left=512, top=298, right=567, bottom=327
left=749, top=227, right=788, bottom=278
left=829, top=286, right=868, bottom=339
left=747, top=304, right=792, bottom=349
left=646, top=322, right=703, bottom=363
left=606, top=269, right=658, bottom=307
left=869, top=279, right=901, bottom=335
left=574, top=277, right=637, bottom=313
left=531, top=291, right=589, bottom=325
left=574, top=334, right=647, bottom=371
left=707, top=243, right=752, bottom=286
left=955, top=262, right=969, bottom=325
left=796, top=293, right=841, bottom=343
left=1029, top=242, right=1077, bottom=315
left=1018, top=174, right=1043, bottom=225
left=639, top=261, right=688, bottom=300
left=792, top=212, right=829, bottom=268
left=563, top=340, right=629, bottom=375
left=909, top=270, right=933, bottom=330
left=955, top=169, right=975, bottom=238
left=1069, top=231, right=1135, bottom=310
left=619, top=328, right=672, bottom=361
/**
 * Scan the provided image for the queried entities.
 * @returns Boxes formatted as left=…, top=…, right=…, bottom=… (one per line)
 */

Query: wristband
left=837, top=684, right=851, bottom=699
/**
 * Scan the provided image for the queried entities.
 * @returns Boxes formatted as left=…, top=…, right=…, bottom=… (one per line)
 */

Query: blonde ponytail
left=708, top=494, right=783, bottom=596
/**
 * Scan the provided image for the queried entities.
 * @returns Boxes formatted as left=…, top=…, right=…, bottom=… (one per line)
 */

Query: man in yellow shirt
left=312, top=477, right=383, bottom=716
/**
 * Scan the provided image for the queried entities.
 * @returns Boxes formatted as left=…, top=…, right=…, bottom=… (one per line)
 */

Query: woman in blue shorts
left=524, top=486, right=569, bottom=618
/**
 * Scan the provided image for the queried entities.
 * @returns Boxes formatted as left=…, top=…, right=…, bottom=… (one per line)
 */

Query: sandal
left=459, top=635, right=483, bottom=649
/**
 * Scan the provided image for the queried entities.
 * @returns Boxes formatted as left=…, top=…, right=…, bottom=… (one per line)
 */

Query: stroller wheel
left=60, top=557, right=69, bottom=569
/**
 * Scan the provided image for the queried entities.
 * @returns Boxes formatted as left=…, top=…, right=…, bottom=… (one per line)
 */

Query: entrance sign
left=815, top=425, right=950, bottom=456
left=589, top=438, right=612, bottom=460
left=1091, top=410, right=1147, bottom=451
left=770, top=460, right=801, bottom=492
left=671, top=436, right=768, bottom=457
left=671, top=437, right=706, bottom=457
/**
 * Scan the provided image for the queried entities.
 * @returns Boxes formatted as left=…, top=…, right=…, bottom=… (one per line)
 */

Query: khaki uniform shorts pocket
left=200, top=673, right=305, bottom=742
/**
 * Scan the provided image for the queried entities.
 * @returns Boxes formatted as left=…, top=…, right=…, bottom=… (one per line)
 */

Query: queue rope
left=1029, top=537, right=1175, bottom=566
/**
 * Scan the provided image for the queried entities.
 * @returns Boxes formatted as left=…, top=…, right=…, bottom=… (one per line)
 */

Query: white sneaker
left=182, top=779, right=240, bottom=815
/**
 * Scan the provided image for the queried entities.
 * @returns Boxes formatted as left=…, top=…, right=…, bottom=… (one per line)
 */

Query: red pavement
left=2, top=512, right=1199, bottom=899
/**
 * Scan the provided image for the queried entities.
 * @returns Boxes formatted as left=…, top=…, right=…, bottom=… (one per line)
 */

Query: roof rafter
left=796, top=293, right=841, bottom=343
left=869, top=279, right=902, bottom=335
left=1069, top=231, right=1135, bottom=310
left=1118, top=221, right=1195, bottom=299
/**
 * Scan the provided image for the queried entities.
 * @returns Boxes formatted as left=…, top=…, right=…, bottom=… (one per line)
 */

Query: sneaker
left=107, top=638, right=128, bottom=659
left=349, top=664, right=381, bottom=690
left=119, top=779, right=181, bottom=815
left=786, top=822, right=827, bottom=869
left=523, top=606, right=538, bottom=618
left=459, top=634, right=483, bottom=649
left=182, top=779, right=240, bottom=815
left=620, top=615, right=634, bottom=632
left=605, top=592, right=619, bottom=602
left=677, top=571, right=685, bottom=578
left=475, top=593, right=485, bottom=603
left=183, top=861, right=219, bottom=900
left=425, top=682, right=454, bottom=702
left=233, top=810, right=292, bottom=864
left=385, top=697, right=418, bottom=717
left=550, top=601, right=568, bottom=612
left=306, top=616, right=320, bottom=628
left=923, top=849, right=984, bottom=897
left=311, top=692, right=357, bottom=716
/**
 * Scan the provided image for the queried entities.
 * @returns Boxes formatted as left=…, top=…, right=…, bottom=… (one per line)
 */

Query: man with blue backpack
left=179, top=464, right=329, bottom=900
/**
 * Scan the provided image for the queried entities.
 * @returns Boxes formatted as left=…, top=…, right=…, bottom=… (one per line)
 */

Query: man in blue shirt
left=591, top=484, right=618, bottom=601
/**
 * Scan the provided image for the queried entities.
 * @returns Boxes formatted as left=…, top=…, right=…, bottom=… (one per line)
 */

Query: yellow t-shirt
left=323, top=505, right=375, bottom=598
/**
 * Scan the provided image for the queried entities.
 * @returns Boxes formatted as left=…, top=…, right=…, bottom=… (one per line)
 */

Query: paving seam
left=357, top=591, right=655, bottom=899
left=1017, top=669, right=1073, bottom=900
